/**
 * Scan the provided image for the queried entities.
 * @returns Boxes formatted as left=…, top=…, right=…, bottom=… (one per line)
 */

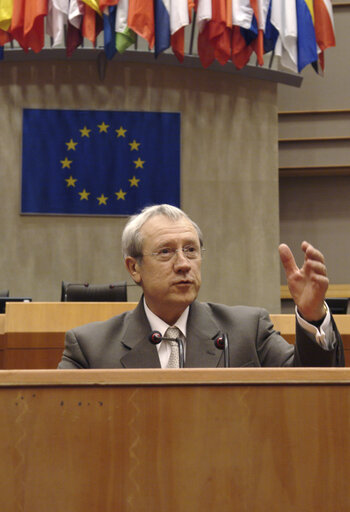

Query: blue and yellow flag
left=296, top=0, right=318, bottom=72
left=21, top=109, right=180, bottom=216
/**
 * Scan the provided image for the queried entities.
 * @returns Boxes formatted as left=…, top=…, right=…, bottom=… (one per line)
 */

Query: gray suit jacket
left=58, top=299, right=344, bottom=369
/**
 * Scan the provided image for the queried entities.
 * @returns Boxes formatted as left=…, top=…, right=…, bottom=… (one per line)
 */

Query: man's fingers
left=302, top=241, right=326, bottom=264
left=278, top=243, right=299, bottom=277
left=304, top=259, right=328, bottom=277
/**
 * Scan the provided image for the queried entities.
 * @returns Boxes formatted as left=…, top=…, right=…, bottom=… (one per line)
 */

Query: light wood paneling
left=4, top=301, right=138, bottom=332
left=3, top=302, right=137, bottom=369
left=0, top=315, right=4, bottom=369
left=0, top=369, right=350, bottom=512
left=281, top=284, right=350, bottom=299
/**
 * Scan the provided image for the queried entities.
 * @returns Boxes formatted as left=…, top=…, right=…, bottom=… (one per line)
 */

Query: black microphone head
left=214, top=335, right=225, bottom=350
left=149, top=330, right=163, bottom=345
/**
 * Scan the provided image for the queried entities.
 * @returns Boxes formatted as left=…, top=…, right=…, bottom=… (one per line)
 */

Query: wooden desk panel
left=2, top=304, right=350, bottom=368
left=0, top=369, right=349, bottom=512
left=3, top=302, right=138, bottom=369
left=5, top=302, right=138, bottom=332
left=0, top=314, right=4, bottom=335
left=0, top=314, right=4, bottom=369
left=281, top=283, right=350, bottom=299
left=272, top=314, right=350, bottom=366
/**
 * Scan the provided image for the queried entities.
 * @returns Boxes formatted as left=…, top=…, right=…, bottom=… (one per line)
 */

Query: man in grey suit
left=58, top=204, right=344, bottom=369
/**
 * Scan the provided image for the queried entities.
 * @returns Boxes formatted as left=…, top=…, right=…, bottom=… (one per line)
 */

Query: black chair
left=325, top=298, right=349, bottom=315
left=0, top=290, right=9, bottom=297
left=61, top=281, right=127, bottom=302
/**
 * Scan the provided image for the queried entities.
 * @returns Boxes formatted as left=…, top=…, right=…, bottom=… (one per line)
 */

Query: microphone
left=149, top=330, right=163, bottom=345
left=149, top=330, right=185, bottom=368
left=214, top=332, right=230, bottom=367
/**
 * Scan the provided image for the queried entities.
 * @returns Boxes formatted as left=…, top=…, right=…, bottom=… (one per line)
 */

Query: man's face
left=126, top=215, right=202, bottom=325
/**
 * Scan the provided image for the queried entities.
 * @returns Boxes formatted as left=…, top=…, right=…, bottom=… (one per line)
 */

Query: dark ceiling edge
left=1, top=48, right=303, bottom=88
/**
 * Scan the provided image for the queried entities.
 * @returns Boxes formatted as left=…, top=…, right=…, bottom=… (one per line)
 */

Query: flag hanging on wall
left=21, top=109, right=180, bottom=216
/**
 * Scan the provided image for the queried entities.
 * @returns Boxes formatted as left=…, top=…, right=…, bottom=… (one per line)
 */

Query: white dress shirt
left=144, top=299, right=189, bottom=368
left=295, top=303, right=333, bottom=349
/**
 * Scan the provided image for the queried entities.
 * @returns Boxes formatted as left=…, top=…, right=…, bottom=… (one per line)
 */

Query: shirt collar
left=143, top=297, right=189, bottom=337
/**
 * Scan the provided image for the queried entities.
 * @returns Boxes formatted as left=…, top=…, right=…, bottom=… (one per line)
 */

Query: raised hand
left=279, top=241, right=328, bottom=322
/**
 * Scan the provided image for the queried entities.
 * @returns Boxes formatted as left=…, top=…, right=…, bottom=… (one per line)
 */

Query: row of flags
left=0, top=1, right=336, bottom=72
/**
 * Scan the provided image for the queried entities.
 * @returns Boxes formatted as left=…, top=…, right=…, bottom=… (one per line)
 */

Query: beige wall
left=278, top=6, right=350, bottom=286
left=0, top=59, right=281, bottom=311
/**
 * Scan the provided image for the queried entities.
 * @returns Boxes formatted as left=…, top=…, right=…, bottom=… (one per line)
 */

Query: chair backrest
left=61, top=282, right=127, bottom=302
left=325, top=298, right=349, bottom=315
left=0, top=290, right=9, bottom=297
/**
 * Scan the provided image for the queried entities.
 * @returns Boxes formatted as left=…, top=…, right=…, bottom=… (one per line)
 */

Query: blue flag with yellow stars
left=21, top=109, right=180, bottom=216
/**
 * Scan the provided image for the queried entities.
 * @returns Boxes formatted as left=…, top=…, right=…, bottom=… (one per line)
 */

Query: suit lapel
left=186, top=301, right=224, bottom=368
left=119, top=299, right=224, bottom=368
left=120, top=300, right=161, bottom=368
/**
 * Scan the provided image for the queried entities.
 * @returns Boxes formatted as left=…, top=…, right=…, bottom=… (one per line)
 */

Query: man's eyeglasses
left=143, top=245, right=205, bottom=262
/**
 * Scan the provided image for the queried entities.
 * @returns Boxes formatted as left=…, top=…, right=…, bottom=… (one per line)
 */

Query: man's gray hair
left=122, top=204, right=203, bottom=260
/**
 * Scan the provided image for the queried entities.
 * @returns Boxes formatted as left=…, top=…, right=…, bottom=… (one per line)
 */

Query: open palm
left=279, top=241, right=328, bottom=322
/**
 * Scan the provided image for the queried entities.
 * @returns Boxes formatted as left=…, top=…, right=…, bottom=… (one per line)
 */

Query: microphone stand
left=175, top=337, right=185, bottom=368
left=149, top=331, right=185, bottom=368
left=214, top=332, right=230, bottom=368
left=222, top=332, right=230, bottom=368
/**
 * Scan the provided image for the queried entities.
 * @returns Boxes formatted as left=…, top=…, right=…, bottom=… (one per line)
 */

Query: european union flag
left=21, top=109, right=180, bottom=216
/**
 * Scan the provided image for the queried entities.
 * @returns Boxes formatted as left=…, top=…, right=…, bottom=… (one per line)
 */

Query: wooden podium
left=0, top=368, right=349, bottom=512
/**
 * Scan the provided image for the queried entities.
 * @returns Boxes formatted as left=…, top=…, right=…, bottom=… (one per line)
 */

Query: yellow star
left=61, top=157, right=73, bottom=169
left=97, top=194, right=108, bottom=205
left=133, top=157, right=145, bottom=169
left=115, top=189, right=127, bottom=200
left=80, top=126, right=91, bottom=137
left=79, top=189, right=90, bottom=201
left=115, top=126, right=127, bottom=138
left=66, top=139, right=78, bottom=151
left=98, top=122, right=109, bottom=133
left=129, top=140, right=140, bottom=151
left=65, top=176, right=77, bottom=187
left=129, top=176, right=140, bottom=188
